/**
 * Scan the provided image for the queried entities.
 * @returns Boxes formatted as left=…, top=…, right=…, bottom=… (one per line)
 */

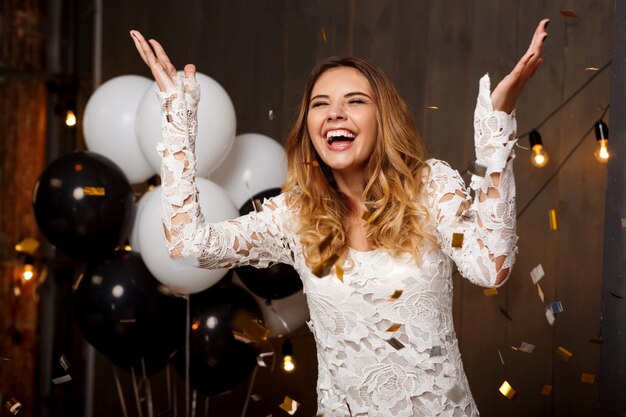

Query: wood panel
left=88, top=1, right=615, bottom=416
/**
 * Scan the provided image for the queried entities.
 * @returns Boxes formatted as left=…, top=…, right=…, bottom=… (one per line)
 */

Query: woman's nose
left=326, top=103, right=346, bottom=120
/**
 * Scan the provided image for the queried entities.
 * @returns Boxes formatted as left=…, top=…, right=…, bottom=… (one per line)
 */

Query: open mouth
left=325, top=129, right=356, bottom=145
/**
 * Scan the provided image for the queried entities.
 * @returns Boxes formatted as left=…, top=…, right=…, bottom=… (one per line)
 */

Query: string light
left=282, top=339, right=295, bottom=372
left=65, top=110, right=77, bottom=127
left=593, top=120, right=609, bottom=163
left=529, top=130, right=549, bottom=167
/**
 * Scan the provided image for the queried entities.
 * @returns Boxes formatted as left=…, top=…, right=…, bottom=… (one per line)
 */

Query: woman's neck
left=332, top=169, right=366, bottom=208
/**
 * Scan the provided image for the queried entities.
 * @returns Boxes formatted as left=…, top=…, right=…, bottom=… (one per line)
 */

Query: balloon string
left=172, top=375, right=179, bottom=417
left=141, top=358, right=154, bottom=417
left=131, top=366, right=145, bottom=417
left=240, top=365, right=259, bottom=417
left=191, top=390, right=197, bottom=417
left=203, top=397, right=209, bottom=417
left=113, top=367, right=129, bottom=417
left=185, top=296, right=191, bottom=417
left=166, top=364, right=172, bottom=410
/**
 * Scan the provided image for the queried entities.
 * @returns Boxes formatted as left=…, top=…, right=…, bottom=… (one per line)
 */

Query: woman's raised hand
left=129, top=30, right=196, bottom=93
left=490, top=18, right=550, bottom=114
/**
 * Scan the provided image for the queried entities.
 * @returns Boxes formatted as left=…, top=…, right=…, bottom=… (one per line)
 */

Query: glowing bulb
left=594, top=139, right=610, bottom=163
left=283, top=355, right=295, bottom=372
left=594, top=120, right=610, bottom=163
left=529, top=130, right=548, bottom=168
left=65, top=110, right=77, bottom=127
left=531, top=144, right=549, bottom=167
left=22, top=264, right=35, bottom=281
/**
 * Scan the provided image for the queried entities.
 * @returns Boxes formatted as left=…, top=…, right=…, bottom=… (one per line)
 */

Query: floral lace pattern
left=156, top=74, right=517, bottom=417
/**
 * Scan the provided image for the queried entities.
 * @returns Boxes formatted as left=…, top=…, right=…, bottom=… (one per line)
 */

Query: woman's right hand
left=129, top=30, right=196, bottom=92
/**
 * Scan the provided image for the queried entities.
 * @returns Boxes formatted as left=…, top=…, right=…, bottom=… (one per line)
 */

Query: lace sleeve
left=427, top=74, right=518, bottom=288
left=156, top=74, right=294, bottom=270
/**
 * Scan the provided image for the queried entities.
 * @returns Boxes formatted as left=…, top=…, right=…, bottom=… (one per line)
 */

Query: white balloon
left=210, top=133, right=287, bottom=209
left=135, top=72, right=236, bottom=178
left=137, top=178, right=239, bottom=294
left=83, top=75, right=156, bottom=184
left=232, top=272, right=309, bottom=338
left=128, top=187, right=156, bottom=253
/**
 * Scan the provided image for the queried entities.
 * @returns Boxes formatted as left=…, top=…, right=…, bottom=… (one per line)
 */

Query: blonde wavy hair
left=283, top=57, right=436, bottom=267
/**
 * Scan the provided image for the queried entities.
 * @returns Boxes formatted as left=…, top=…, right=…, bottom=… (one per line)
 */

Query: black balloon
left=32, top=151, right=134, bottom=261
left=172, top=280, right=263, bottom=396
left=72, top=250, right=185, bottom=374
left=236, top=188, right=303, bottom=300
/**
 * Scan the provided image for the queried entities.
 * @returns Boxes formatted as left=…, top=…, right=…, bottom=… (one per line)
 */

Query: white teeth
left=325, top=129, right=355, bottom=140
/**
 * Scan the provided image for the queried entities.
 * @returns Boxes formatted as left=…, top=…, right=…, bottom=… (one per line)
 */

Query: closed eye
left=310, top=101, right=328, bottom=108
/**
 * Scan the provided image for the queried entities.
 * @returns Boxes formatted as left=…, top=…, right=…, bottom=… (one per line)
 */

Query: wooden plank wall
left=88, top=1, right=613, bottom=416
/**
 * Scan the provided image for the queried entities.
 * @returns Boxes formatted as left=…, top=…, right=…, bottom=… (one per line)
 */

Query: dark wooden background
left=0, top=1, right=613, bottom=416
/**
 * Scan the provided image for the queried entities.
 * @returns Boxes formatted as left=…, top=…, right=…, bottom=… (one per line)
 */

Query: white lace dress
left=156, top=73, right=518, bottom=417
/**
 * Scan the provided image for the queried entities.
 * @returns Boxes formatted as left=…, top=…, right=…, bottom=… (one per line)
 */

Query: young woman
left=131, top=19, right=548, bottom=416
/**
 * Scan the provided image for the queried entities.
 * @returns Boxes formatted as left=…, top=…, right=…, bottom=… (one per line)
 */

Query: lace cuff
left=470, top=74, right=517, bottom=194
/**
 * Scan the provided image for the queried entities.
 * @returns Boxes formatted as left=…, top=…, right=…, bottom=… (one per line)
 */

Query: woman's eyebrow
left=310, top=91, right=373, bottom=102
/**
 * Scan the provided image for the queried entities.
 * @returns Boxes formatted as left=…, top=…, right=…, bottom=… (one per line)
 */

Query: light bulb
left=531, top=144, right=549, bottom=167
left=594, top=139, right=610, bottom=163
left=65, top=110, right=77, bottom=127
left=22, top=264, right=35, bottom=281
left=529, top=130, right=549, bottom=168
left=283, top=355, right=295, bottom=372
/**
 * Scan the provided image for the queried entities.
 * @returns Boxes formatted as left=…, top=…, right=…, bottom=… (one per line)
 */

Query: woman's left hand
left=491, top=18, right=550, bottom=113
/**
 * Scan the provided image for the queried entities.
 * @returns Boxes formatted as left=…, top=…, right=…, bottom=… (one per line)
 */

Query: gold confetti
left=548, top=209, right=559, bottom=230
left=537, top=284, right=545, bottom=303
left=251, top=394, right=262, bottom=401
left=5, top=398, right=22, bottom=415
left=483, top=288, right=498, bottom=296
left=430, top=346, right=442, bottom=358
left=386, top=323, right=402, bottom=332
left=555, top=346, right=573, bottom=361
left=499, top=307, right=513, bottom=321
left=425, top=105, right=440, bottom=110
left=303, top=160, right=319, bottom=167
left=498, top=350, right=505, bottom=365
left=530, top=263, right=544, bottom=284
left=541, top=384, right=553, bottom=395
left=312, top=254, right=339, bottom=278
left=499, top=381, right=516, bottom=399
left=59, top=355, right=70, bottom=371
left=517, top=342, right=535, bottom=354
left=386, top=337, right=405, bottom=350
left=15, top=237, right=40, bottom=255
left=268, top=109, right=275, bottom=120
left=388, top=290, right=403, bottom=301
left=545, top=308, right=555, bottom=325
left=317, top=233, right=335, bottom=253
left=52, top=374, right=72, bottom=384
left=581, top=373, right=595, bottom=384
left=321, top=27, right=327, bottom=43
left=233, top=319, right=270, bottom=344
left=455, top=200, right=471, bottom=217
left=335, top=264, right=344, bottom=282
left=560, top=10, right=577, bottom=18
left=83, top=186, right=105, bottom=196
left=361, top=209, right=373, bottom=223
left=621, top=218, right=626, bottom=228
left=279, top=396, right=299, bottom=415
left=585, top=67, right=600, bottom=72
left=451, top=233, right=464, bottom=248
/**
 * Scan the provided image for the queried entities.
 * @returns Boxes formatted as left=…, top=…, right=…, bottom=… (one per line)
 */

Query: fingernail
left=545, top=20, right=550, bottom=28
